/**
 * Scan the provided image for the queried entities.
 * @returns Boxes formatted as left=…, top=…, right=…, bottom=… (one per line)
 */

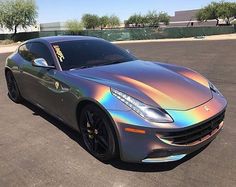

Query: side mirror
left=32, top=58, right=55, bottom=69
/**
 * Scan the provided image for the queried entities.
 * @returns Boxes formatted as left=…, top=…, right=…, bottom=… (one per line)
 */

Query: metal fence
left=0, top=26, right=235, bottom=41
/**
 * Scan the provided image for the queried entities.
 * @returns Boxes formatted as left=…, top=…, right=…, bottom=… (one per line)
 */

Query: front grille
left=157, top=111, right=225, bottom=145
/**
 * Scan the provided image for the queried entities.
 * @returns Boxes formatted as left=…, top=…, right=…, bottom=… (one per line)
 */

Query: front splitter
left=142, top=154, right=186, bottom=163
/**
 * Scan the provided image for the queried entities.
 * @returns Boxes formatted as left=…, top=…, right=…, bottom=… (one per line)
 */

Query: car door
left=19, top=42, right=62, bottom=117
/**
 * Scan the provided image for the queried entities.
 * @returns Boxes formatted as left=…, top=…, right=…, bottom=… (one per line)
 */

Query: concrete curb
left=0, top=45, right=18, bottom=54
left=113, top=33, right=236, bottom=44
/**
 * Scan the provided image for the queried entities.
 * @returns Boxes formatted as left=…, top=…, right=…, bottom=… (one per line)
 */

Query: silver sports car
left=5, top=36, right=227, bottom=163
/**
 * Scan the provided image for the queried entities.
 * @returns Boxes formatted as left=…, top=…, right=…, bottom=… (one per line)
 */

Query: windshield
left=51, top=39, right=136, bottom=70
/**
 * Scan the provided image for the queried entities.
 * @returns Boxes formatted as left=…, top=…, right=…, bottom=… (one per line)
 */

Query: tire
left=5, top=70, right=22, bottom=103
left=79, top=104, right=117, bottom=162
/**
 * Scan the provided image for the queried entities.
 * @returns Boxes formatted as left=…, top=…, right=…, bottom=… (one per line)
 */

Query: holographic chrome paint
left=5, top=36, right=227, bottom=163
left=76, top=60, right=213, bottom=111
left=93, top=86, right=112, bottom=105
left=166, top=92, right=226, bottom=128
left=178, top=70, right=209, bottom=88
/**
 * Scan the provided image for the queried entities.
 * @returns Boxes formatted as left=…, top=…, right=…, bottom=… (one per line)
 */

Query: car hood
left=67, top=60, right=212, bottom=110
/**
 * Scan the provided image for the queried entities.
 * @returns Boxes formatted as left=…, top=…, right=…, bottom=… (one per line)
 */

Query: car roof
left=26, top=35, right=103, bottom=44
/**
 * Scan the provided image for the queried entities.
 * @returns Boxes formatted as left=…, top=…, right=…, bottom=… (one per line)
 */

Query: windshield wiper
left=69, top=65, right=93, bottom=70
left=100, top=60, right=126, bottom=66
left=69, top=61, right=127, bottom=70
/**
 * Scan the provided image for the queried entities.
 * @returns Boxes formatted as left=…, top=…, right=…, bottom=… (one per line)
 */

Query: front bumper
left=108, top=92, right=227, bottom=163
left=142, top=120, right=224, bottom=163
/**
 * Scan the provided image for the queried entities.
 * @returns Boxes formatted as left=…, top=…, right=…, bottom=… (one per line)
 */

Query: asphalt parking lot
left=0, top=40, right=236, bottom=187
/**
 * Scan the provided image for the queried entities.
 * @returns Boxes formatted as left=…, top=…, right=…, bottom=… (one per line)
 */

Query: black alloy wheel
left=79, top=104, right=117, bottom=162
left=5, top=71, right=22, bottom=103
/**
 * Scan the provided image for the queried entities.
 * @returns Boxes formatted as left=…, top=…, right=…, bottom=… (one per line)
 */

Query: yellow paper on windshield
left=53, top=45, right=65, bottom=62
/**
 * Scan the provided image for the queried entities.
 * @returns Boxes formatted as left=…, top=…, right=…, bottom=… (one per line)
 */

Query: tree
left=99, top=16, right=109, bottom=29
left=108, top=15, right=120, bottom=28
left=0, top=0, right=38, bottom=38
left=196, top=1, right=236, bottom=26
left=126, top=11, right=170, bottom=27
left=126, top=13, right=146, bottom=27
left=196, top=2, right=221, bottom=25
left=82, top=14, right=100, bottom=29
left=65, top=19, right=83, bottom=34
left=217, top=1, right=236, bottom=25
left=158, top=12, right=170, bottom=25
left=146, top=10, right=159, bottom=27
left=196, top=9, right=208, bottom=23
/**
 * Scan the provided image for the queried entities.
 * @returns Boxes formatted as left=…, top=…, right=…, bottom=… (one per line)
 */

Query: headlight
left=111, top=88, right=173, bottom=123
left=209, top=82, right=223, bottom=96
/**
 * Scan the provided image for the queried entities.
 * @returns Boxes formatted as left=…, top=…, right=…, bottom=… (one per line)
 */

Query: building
left=124, top=9, right=219, bottom=28
left=40, top=22, right=67, bottom=31
left=0, top=22, right=67, bottom=34
left=1, top=9, right=233, bottom=34
left=0, top=24, right=40, bottom=34
left=169, top=9, right=217, bottom=27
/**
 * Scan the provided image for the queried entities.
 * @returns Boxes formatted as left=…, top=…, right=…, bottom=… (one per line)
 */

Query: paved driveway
left=0, top=40, right=235, bottom=187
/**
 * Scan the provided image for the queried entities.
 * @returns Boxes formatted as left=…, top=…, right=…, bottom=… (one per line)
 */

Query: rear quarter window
left=18, top=43, right=33, bottom=61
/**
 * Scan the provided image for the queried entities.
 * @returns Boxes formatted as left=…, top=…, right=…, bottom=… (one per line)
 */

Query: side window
left=18, top=43, right=34, bottom=61
left=29, top=43, right=54, bottom=66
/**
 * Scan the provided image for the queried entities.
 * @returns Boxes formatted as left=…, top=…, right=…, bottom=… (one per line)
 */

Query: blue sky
left=37, top=0, right=236, bottom=23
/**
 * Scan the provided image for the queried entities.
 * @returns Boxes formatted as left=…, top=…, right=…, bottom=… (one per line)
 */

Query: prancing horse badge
left=204, top=106, right=210, bottom=111
left=55, top=81, right=60, bottom=89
